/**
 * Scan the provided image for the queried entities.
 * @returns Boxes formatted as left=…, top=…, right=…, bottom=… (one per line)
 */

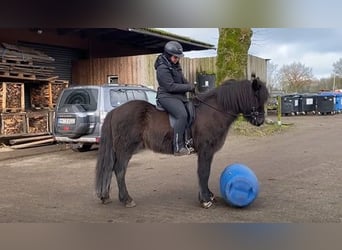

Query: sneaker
left=174, top=147, right=190, bottom=156
left=186, top=145, right=195, bottom=154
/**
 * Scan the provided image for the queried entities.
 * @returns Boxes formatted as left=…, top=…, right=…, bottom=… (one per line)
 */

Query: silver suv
left=53, top=84, right=156, bottom=151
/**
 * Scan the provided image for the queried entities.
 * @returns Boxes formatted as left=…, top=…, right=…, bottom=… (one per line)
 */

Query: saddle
left=156, top=100, right=195, bottom=152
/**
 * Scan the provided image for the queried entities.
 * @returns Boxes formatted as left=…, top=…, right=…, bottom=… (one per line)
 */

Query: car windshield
left=58, top=88, right=98, bottom=111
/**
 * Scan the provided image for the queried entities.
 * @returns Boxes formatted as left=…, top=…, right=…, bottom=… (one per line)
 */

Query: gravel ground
left=0, top=115, right=341, bottom=222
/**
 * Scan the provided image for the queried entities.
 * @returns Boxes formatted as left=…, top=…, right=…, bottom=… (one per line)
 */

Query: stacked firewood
left=0, top=43, right=68, bottom=148
left=0, top=111, right=51, bottom=135
left=30, top=80, right=68, bottom=109
left=0, top=82, right=24, bottom=112
left=1, top=113, right=26, bottom=135
left=30, top=84, right=50, bottom=108
left=0, top=42, right=56, bottom=81
left=51, top=80, right=68, bottom=105
left=27, top=112, right=49, bottom=133
left=6, top=83, right=23, bottom=110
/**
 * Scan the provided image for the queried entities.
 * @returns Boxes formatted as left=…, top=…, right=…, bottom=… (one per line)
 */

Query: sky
left=159, top=28, right=342, bottom=79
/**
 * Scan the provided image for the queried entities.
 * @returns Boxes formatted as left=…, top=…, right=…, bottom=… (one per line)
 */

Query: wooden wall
left=72, top=55, right=157, bottom=88
left=72, top=54, right=267, bottom=89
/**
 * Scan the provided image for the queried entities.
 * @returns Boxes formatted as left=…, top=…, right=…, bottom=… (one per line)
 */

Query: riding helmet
left=164, top=41, right=184, bottom=57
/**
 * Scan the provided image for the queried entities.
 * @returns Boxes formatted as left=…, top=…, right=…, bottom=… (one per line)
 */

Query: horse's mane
left=196, top=78, right=269, bottom=113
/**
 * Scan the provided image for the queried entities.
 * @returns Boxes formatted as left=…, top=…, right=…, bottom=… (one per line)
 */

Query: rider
left=154, top=41, right=195, bottom=156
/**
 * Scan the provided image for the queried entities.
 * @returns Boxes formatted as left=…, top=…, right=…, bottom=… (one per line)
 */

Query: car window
left=126, top=90, right=135, bottom=101
left=131, top=90, right=147, bottom=101
left=109, top=88, right=157, bottom=108
left=110, top=90, right=128, bottom=106
left=145, top=90, right=157, bottom=105
left=58, top=89, right=98, bottom=111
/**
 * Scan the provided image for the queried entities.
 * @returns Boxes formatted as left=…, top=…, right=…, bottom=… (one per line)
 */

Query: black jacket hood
left=154, top=54, right=181, bottom=70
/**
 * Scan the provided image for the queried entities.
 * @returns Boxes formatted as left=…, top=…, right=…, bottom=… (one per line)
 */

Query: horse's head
left=242, top=77, right=269, bottom=127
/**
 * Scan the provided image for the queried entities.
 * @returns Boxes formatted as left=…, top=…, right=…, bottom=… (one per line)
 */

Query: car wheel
left=72, top=144, right=93, bottom=152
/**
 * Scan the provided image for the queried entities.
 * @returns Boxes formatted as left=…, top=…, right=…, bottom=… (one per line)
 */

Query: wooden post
left=23, top=112, right=28, bottom=133
left=2, top=82, right=6, bottom=111
left=277, top=95, right=282, bottom=126
left=48, top=82, right=53, bottom=108
left=0, top=113, right=4, bottom=134
left=20, top=83, right=25, bottom=111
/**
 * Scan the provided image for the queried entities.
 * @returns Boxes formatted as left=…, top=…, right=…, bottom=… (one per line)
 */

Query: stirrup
left=185, top=144, right=195, bottom=154
left=185, top=138, right=193, bottom=145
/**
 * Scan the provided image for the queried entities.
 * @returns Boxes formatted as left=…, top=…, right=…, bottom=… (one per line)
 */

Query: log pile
left=30, top=80, right=68, bottom=109
left=0, top=43, right=68, bottom=148
left=0, top=113, right=26, bottom=135
left=0, top=42, right=56, bottom=81
left=30, top=83, right=50, bottom=108
left=27, top=111, right=49, bottom=133
left=0, top=111, right=52, bottom=135
left=0, top=82, right=25, bottom=112
left=51, top=80, right=68, bottom=106
left=6, top=82, right=24, bottom=111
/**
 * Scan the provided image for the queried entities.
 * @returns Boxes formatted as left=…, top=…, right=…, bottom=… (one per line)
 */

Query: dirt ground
left=0, top=115, right=341, bottom=223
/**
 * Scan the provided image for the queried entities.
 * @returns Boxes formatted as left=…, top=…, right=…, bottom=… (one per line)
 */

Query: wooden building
left=0, top=28, right=214, bottom=143
left=0, top=28, right=268, bottom=146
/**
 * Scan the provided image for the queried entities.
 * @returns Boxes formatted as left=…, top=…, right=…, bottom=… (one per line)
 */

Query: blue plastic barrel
left=220, top=163, right=259, bottom=207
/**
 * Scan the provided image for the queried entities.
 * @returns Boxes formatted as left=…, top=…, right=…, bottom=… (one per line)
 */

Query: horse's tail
left=95, top=111, right=115, bottom=201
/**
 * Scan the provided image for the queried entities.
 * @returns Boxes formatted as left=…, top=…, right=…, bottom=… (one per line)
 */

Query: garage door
left=18, top=41, right=86, bottom=83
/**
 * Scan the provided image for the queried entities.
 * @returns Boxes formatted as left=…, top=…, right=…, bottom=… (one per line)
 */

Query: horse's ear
left=252, top=78, right=261, bottom=91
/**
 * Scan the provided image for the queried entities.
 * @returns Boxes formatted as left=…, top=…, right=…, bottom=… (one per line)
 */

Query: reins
left=193, top=94, right=263, bottom=120
left=194, top=95, right=240, bottom=118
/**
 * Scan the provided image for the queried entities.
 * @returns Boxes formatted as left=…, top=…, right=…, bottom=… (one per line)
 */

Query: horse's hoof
left=125, top=200, right=136, bottom=208
left=101, top=197, right=112, bottom=205
left=201, top=200, right=214, bottom=209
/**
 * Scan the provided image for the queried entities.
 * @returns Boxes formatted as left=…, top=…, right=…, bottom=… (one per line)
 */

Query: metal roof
left=55, top=28, right=215, bottom=57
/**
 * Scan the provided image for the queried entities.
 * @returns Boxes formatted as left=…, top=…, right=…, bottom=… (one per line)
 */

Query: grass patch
left=232, top=118, right=293, bottom=136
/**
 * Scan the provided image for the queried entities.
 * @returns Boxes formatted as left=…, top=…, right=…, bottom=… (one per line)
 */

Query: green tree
left=216, top=28, right=253, bottom=85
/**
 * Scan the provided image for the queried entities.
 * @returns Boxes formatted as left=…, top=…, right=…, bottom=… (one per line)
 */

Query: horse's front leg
left=197, top=151, right=216, bottom=208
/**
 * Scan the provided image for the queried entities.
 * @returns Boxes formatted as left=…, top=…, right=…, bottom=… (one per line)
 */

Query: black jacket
left=154, top=54, right=192, bottom=101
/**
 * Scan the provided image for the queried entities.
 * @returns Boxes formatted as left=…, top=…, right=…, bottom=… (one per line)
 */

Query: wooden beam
left=9, top=135, right=53, bottom=145
left=2, top=82, right=6, bottom=110
left=10, top=138, right=55, bottom=149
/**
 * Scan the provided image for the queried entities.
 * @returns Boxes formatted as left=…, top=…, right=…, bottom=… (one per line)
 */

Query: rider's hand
left=189, top=83, right=196, bottom=92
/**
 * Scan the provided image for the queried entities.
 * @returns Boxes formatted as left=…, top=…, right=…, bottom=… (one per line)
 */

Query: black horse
left=95, top=77, right=269, bottom=208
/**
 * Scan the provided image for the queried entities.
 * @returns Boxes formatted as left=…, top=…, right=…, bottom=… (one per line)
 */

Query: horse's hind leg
left=113, top=153, right=136, bottom=208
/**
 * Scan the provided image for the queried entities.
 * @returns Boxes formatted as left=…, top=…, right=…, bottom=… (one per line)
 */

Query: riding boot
left=174, top=133, right=190, bottom=156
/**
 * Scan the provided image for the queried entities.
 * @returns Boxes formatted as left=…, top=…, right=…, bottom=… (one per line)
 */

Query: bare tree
left=279, top=62, right=314, bottom=93
left=267, top=62, right=280, bottom=92
left=332, top=58, right=342, bottom=76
